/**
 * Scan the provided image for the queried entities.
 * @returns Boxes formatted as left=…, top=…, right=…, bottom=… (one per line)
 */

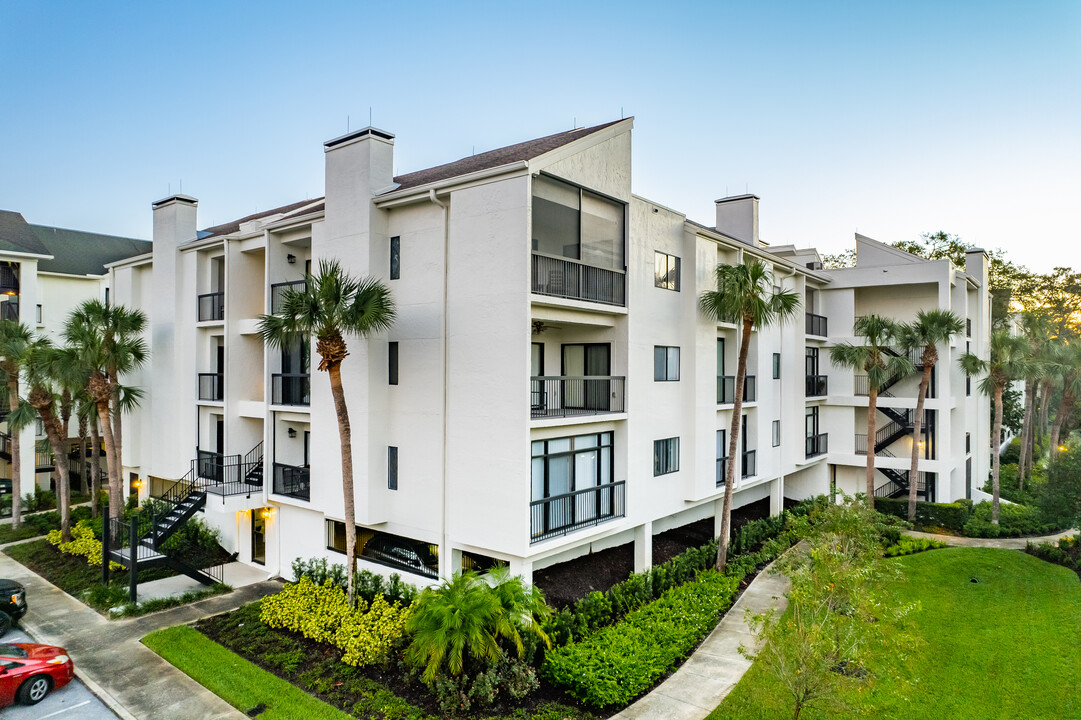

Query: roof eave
left=374, top=161, right=530, bottom=207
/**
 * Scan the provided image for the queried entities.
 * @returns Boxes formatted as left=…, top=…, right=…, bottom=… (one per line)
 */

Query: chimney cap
left=324, top=126, right=395, bottom=150
left=152, top=194, right=199, bottom=209
left=966, top=247, right=987, bottom=254
left=715, top=193, right=759, bottom=204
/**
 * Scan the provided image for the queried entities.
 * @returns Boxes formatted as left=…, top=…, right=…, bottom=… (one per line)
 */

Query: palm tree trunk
left=95, top=399, right=121, bottom=520
left=1039, top=382, right=1051, bottom=441
left=715, top=317, right=751, bottom=573
left=992, top=385, right=1003, bottom=524
left=77, top=416, right=88, bottom=496
left=109, top=374, right=123, bottom=501
left=866, top=386, right=878, bottom=510
left=907, top=364, right=932, bottom=521
left=89, top=416, right=101, bottom=518
left=1050, top=390, right=1074, bottom=454
left=7, top=376, right=20, bottom=529
left=37, top=413, right=71, bottom=542
left=327, top=362, right=357, bottom=606
left=1018, top=378, right=1035, bottom=487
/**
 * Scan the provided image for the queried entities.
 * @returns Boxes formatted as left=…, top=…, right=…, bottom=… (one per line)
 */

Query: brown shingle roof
left=388, top=119, right=627, bottom=192
left=200, top=198, right=324, bottom=239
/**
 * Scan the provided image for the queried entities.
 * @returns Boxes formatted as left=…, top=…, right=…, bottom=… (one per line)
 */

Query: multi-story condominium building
left=0, top=209, right=150, bottom=504
left=108, top=119, right=990, bottom=584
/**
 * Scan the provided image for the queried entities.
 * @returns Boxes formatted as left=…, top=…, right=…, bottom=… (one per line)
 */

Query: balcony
left=271, top=280, right=307, bottom=314
left=805, top=433, right=828, bottom=459
left=806, top=312, right=827, bottom=337
left=530, top=376, right=625, bottom=419
left=272, top=373, right=310, bottom=406
left=0, top=265, right=19, bottom=295
left=198, top=373, right=223, bottom=401
left=530, top=480, right=625, bottom=543
left=273, top=462, right=310, bottom=501
left=717, top=375, right=756, bottom=405
left=531, top=254, right=625, bottom=307
left=0, top=302, right=17, bottom=321
left=805, top=374, right=828, bottom=397
left=198, top=292, right=225, bottom=322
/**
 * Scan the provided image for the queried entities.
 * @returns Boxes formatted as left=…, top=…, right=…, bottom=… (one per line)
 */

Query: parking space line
left=36, top=699, right=91, bottom=719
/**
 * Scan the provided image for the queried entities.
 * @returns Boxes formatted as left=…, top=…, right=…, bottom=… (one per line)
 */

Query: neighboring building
left=109, top=119, right=990, bottom=585
left=0, top=209, right=150, bottom=502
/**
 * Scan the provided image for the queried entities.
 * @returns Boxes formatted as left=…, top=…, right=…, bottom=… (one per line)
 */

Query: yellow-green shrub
left=260, top=576, right=410, bottom=667
left=47, top=521, right=123, bottom=572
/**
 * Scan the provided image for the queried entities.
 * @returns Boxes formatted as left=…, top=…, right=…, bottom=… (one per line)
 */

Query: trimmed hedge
left=1025, top=535, right=1080, bottom=571
left=884, top=535, right=947, bottom=557
left=875, top=497, right=972, bottom=531
left=543, top=570, right=740, bottom=708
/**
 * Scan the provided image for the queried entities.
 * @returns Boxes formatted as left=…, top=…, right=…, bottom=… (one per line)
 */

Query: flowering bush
left=46, top=521, right=123, bottom=571
left=260, top=576, right=410, bottom=667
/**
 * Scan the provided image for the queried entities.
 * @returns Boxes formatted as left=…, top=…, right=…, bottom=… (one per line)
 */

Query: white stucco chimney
left=151, top=194, right=198, bottom=249
left=715, top=194, right=759, bottom=246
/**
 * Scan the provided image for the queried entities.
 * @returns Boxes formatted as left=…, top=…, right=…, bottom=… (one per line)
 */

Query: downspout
left=429, top=189, right=450, bottom=577
left=775, top=265, right=797, bottom=510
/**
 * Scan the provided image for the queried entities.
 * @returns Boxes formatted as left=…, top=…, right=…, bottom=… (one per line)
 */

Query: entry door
left=562, top=344, right=611, bottom=410
left=251, top=511, right=266, bottom=565
left=531, top=343, right=545, bottom=410
left=215, top=417, right=224, bottom=455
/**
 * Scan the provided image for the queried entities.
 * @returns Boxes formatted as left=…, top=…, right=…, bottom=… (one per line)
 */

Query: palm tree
left=63, top=301, right=148, bottom=520
left=830, top=315, right=912, bottom=510
left=1016, top=313, right=1053, bottom=486
left=259, top=259, right=395, bottom=606
left=699, top=258, right=800, bottom=572
left=0, top=320, right=33, bottom=528
left=1048, top=342, right=1081, bottom=454
left=898, top=310, right=964, bottom=521
left=961, top=330, right=1029, bottom=524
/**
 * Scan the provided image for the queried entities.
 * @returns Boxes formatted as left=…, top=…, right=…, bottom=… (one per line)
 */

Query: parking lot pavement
left=3, top=625, right=117, bottom=720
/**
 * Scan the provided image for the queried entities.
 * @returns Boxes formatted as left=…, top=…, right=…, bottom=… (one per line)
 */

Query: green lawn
left=144, top=626, right=354, bottom=720
left=710, top=547, right=1081, bottom=720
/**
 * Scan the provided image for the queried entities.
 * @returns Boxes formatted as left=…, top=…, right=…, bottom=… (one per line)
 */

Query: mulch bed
left=535, top=497, right=771, bottom=608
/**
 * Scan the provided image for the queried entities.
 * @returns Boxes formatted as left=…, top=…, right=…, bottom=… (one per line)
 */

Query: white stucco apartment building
left=107, top=118, right=990, bottom=584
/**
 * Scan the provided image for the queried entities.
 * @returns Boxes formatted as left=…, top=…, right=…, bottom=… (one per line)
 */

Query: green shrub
left=260, top=576, right=411, bottom=667
left=46, top=520, right=123, bottom=571
left=965, top=501, right=1058, bottom=537
left=427, top=651, right=539, bottom=716
left=1000, top=436, right=1022, bottom=464
left=875, top=497, right=972, bottom=531
left=1039, top=447, right=1081, bottom=529
left=22, top=486, right=57, bottom=513
left=1025, top=536, right=1079, bottom=570
left=883, top=535, right=947, bottom=557
left=289, top=558, right=417, bottom=607
left=543, top=570, right=740, bottom=708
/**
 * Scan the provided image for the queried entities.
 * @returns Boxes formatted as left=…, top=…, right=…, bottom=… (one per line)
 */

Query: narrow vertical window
left=772, top=353, right=780, bottom=379
left=388, top=341, right=399, bottom=385
left=388, top=446, right=398, bottom=490
left=772, top=420, right=781, bottom=447
left=390, top=236, right=400, bottom=279
left=35, top=304, right=42, bottom=324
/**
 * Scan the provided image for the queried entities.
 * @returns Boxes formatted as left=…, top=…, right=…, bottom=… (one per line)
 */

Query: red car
left=0, top=642, right=74, bottom=707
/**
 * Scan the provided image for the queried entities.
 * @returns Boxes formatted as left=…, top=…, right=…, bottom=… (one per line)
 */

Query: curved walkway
left=610, top=561, right=790, bottom=720
left=907, top=528, right=1078, bottom=550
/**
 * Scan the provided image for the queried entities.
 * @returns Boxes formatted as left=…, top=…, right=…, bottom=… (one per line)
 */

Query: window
left=716, top=429, right=727, bottom=486
left=806, top=406, right=819, bottom=440
left=388, top=341, right=399, bottom=385
left=772, top=353, right=781, bottom=379
left=532, top=174, right=624, bottom=270
left=388, top=446, right=398, bottom=490
left=966, top=433, right=971, bottom=454
left=531, top=432, right=617, bottom=539
left=653, top=346, right=680, bottom=381
left=966, top=376, right=971, bottom=396
left=772, top=420, right=781, bottom=447
left=654, top=437, right=679, bottom=476
left=966, top=318, right=972, bottom=337
left=35, top=304, right=41, bottom=324
left=654, top=252, right=680, bottom=291
left=390, top=236, right=400, bottom=279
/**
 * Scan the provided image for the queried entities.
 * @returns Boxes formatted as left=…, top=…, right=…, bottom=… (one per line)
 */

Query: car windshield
left=0, top=644, right=27, bottom=659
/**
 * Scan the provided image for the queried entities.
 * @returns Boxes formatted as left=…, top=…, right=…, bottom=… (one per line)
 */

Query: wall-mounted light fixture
left=287, top=427, right=297, bottom=438
left=261, top=507, right=274, bottom=519
left=286, top=254, right=297, bottom=264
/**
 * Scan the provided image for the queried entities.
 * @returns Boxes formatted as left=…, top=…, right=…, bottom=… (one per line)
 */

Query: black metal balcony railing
left=530, top=480, right=625, bottom=543
left=273, top=462, right=310, bottom=501
left=806, top=312, right=827, bottom=337
left=530, top=376, right=626, bottom=419
left=717, top=375, right=757, bottom=404
left=0, top=302, right=17, bottom=321
left=272, top=373, right=310, bottom=406
left=805, top=374, right=828, bottom=397
left=805, top=433, right=828, bottom=459
left=271, top=280, right=307, bottom=315
left=197, top=292, right=225, bottom=322
left=531, top=253, right=626, bottom=307
left=198, top=373, right=223, bottom=401
left=741, top=450, right=756, bottom=478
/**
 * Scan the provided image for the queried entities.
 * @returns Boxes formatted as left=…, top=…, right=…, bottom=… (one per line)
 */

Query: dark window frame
left=773, top=419, right=781, bottom=447
left=390, top=236, right=400, bottom=280
left=654, top=251, right=681, bottom=291
left=772, top=353, right=780, bottom=379
left=388, top=341, right=399, bottom=385
left=388, top=446, right=398, bottom=490
left=653, top=437, right=679, bottom=476
left=653, top=346, right=680, bottom=381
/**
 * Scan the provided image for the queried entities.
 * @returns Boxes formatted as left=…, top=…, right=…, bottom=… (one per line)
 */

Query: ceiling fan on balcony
left=532, top=320, right=561, bottom=335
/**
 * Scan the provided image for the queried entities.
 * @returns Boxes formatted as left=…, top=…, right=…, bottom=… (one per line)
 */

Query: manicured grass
left=144, top=626, right=354, bottom=720
left=710, top=547, right=1081, bottom=719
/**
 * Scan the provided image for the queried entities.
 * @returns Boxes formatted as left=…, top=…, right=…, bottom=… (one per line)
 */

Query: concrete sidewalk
left=907, top=528, right=1078, bottom=550
left=610, top=562, right=790, bottom=720
left=0, top=549, right=280, bottom=720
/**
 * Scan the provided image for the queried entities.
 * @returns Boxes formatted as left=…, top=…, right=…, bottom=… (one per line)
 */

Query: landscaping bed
left=0, top=505, right=93, bottom=544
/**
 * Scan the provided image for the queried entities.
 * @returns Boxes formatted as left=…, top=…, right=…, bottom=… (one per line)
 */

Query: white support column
left=770, top=476, right=784, bottom=516
left=444, top=546, right=462, bottom=578
left=634, top=522, right=653, bottom=573
left=510, top=557, right=533, bottom=586
left=19, top=425, right=36, bottom=494
left=713, top=497, right=726, bottom=538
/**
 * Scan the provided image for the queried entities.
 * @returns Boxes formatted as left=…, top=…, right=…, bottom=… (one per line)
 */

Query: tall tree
left=830, top=316, right=912, bottom=510
left=1016, top=313, right=1053, bottom=485
left=961, top=330, right=1029, bottom=524
left=63, top=301, right=148, bottom=520
left=0, top=320, right=33, bottom=529
left=699, top=258, right=800, bottom=572
left=1048, top=342, right=1081, bottom=454
left=898, top=310, right=965, bottom=521
left=259, top=259, right=395, bottom=606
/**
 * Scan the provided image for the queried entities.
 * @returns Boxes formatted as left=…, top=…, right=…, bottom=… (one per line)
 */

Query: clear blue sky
left=1, top=1, right=1078, bottom=271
